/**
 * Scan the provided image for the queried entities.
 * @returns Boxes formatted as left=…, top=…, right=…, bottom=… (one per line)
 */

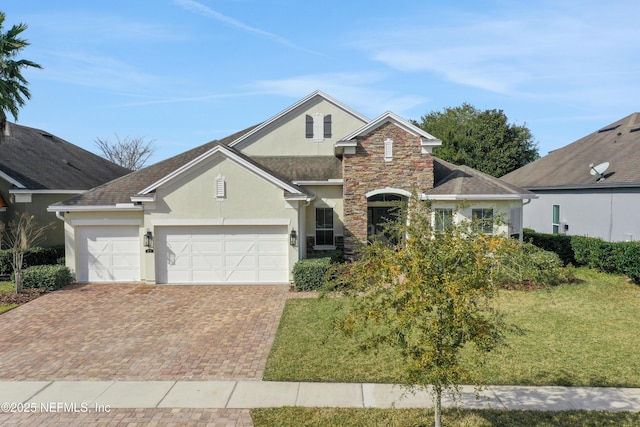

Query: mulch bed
left=0, top=288, right=47, bottom=304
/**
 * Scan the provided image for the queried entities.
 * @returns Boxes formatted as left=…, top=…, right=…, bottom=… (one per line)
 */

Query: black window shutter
left=324, top=114, right=332, bottom=138
left=305, top=115, right=313, bottom=138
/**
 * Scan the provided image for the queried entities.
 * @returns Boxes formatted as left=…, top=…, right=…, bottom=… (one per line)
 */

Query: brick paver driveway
left=0, top=283, right=289, bottom=381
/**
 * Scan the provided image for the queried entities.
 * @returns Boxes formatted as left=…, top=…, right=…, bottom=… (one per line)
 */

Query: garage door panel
left=258, top=255, right=287, bottom=268
left=192, top=255, right=222, bottom=268
left=112, top=254, right=138, bottom=267
left=156, top=225, right=288, bottom=284
left=77, top=226, right=140, bottom=283
left=225, top=240, right=256, bottom=253
left=225, top=254, right=256, bottom=268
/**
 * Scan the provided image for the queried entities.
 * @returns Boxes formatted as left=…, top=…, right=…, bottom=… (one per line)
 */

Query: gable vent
left=215, top=176, right=226, bottom=200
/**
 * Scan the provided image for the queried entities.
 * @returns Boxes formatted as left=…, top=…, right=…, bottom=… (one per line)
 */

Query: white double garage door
left=77, top=225, right=289, bottom=284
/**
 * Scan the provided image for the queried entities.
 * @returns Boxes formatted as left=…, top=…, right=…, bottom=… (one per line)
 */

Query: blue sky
left=4, top=0, right=640, bottom=165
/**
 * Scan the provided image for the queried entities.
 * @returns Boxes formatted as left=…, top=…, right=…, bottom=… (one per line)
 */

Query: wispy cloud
left=251, top=72, right=429, bottom=117
left=25, top=12, right=180, bottom=44
left=40, top=51, right=159, bottom=92
left=352, top=1, right=640, bottom=108
left=173, top=0, right=324, bottom=56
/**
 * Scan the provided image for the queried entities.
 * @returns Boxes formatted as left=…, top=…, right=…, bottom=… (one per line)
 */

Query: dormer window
left=305, top=113, right=332, bottom=141
left=384, top=138, right=393, bottom=161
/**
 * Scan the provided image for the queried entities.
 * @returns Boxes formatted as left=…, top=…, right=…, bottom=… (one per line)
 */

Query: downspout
left=55, top=211, right=65, bottom=221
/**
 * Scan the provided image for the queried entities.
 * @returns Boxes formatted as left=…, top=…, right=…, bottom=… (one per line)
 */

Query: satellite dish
left=589, top=162, right=610, bottom=182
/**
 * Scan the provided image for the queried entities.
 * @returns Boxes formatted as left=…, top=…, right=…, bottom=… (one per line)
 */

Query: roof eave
left=47, top=204, right=144, bottom=213
left=523, top=182, right=640, bottom=191
left=422, top=194, right=538, bottom=201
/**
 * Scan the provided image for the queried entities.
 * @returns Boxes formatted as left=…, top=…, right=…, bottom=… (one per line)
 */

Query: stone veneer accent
left=342, top=122, right=435, bottom=257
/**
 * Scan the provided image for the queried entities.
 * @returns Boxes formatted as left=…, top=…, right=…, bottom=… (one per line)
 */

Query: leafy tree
left=95, top=135, right=155, bottom=170
left=0, top=212, right=54, bottom=293
left=415, top=103, right=539, bottom=177
left=333, top=199, right=514, bottom=427
left=0, top=11, right=42, bottom=139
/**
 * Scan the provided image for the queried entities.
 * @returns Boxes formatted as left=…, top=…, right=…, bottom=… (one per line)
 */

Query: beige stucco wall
left=431, top=200, right=522, bottom=236
left=302, top=185, right=344, bottom=247
left=235, top=97, right=367, bottom=157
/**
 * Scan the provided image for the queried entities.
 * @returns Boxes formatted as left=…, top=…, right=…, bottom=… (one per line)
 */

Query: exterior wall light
left=290, top=229, right=297, bottom=247
left=144, top=230, right=154, bottom=253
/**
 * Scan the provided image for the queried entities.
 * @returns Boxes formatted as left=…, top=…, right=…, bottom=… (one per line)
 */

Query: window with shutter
left=323, top=114, right=332, bottom=138
left=305, top=115, right=313, bottom=138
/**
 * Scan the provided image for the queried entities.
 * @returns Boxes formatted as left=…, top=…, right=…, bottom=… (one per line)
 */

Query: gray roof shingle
left=429, top=158, right=534, bottom=197
left=0, top=123, right=131, bottom=190
left=53, top=125, right=319, bottom=207
left=502, top=113, right=640, bottom=189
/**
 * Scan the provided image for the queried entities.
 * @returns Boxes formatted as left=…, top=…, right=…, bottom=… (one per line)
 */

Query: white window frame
left=472, top=208, right=494, bottom=235
left=434, top=208, right=453, bottom=231
left=315, top=207, right=335, bottom=248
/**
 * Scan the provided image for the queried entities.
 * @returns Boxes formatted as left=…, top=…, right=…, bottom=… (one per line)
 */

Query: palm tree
left=0, top=11, right=41, bottom=139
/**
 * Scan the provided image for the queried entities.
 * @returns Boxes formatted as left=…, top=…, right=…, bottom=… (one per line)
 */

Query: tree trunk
left=13, top=250, right=24, bottom=293
left=15, top=270, right=23, bottom=293
left=434, top=387, right=442, bottom=427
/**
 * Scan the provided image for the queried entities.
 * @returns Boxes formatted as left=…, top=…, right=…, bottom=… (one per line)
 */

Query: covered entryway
left=367, top=193, right=405, bottom=243
left=76, top=226, right=141, bottom=282
left=155, top=225, right=289, bottom=284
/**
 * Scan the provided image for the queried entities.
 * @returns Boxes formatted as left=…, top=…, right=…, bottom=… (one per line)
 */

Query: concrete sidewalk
left=1, top=380, right=639, bottom=412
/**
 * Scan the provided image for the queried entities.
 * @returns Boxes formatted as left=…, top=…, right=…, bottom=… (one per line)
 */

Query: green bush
left=307, top=249, right=343, bottom=263
left=292, top=257, right=333, bottom=291
left=19, top=265, right=73, bottom=291
left=523, top=229, right=575, bottom=265
left=572, top=236, right=640, bottom=283
left=493, top=241, right=574, bottom=288
left=0, top=245, right=65, bottom=275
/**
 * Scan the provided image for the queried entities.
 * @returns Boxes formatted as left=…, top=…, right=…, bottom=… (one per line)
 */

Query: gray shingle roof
left=429, top=158, right=534, bottom=197
left=252, top=156, right=342, bottom=181
left=53, top=125, right=318, bottom=207
left=0, top=122, right=131, bottom=190
left=501, top=113, right=640, bottom=189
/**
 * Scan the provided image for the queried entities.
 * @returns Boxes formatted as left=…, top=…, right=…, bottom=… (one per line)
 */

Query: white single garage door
left=156, top=225, right=289, bottom=284
left=77, top=226, right=140, bottom=282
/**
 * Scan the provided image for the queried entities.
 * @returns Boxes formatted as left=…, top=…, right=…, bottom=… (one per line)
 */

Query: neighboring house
left=502, top=113, right=640, bottom=242
left=48, top=91, right=534, bottom=284
left=0, top=123, right=131, bottom=247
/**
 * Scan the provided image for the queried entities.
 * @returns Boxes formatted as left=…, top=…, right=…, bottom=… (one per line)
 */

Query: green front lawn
left=264, top=268, right=640, bottom=387
left=0, top=281, right=18, bottom=314
left=251, top=407, right=640, bottom=427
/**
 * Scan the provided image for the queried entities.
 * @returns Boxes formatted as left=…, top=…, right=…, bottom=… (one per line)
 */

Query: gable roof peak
left=228, top=90, right=369, bottom=148
left=340, top=111, right=442, bottom=144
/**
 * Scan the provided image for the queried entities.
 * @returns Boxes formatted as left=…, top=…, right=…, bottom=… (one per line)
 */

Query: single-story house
left=502, top=113, right=640, bottom=242
left=49, top=91, right=534, bottom=284
left=0, top=123, right=131, bottom=246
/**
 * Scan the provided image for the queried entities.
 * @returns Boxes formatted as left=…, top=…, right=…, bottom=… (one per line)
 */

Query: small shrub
left=292, top=257, right=333, bottom=291
left=307, top=249, right=343, bottom=263
left=493, top=241, right=574, bottom=288
left=20, top=265, right=73, bottom=291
